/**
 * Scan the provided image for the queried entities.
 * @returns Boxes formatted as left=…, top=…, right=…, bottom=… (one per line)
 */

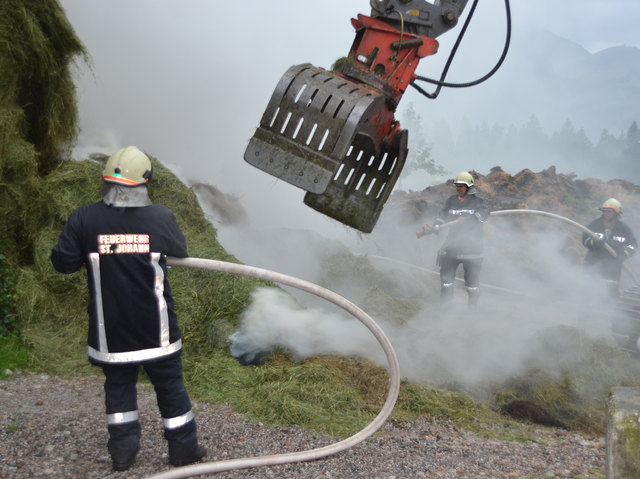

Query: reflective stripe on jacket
left=51, top=201, right=188, bottom=365
left=438, top=190, right=489, bottom=256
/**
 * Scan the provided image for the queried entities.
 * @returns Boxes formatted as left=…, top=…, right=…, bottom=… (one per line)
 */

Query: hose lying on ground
left=145, top=257, right=401, bottom=479
left=418, top=209, right=638, bottom=284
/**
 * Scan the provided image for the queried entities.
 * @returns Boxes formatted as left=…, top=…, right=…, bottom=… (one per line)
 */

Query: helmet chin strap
left=101, top=183, right=152, bottom=207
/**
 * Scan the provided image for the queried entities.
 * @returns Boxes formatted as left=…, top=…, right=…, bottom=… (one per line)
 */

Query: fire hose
left=417, top=209, right=639, bottom=284
left=145, top=257, right=400, bottom=479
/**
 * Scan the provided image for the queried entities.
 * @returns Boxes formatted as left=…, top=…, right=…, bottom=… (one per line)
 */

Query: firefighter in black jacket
left=582, top=198, right=637, bottom=297
left=421, top=172, right=489, bottom=306
left=51, top=146, right=206, bottom=471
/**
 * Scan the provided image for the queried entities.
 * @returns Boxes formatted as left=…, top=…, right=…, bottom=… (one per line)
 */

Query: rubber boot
left=108, top=421, right=141, bottom=471
left=440, top=283, right=454, bottom=303
left=467, top=286, right=480, bottom=308
left=166, top=420, right=207, bottom=467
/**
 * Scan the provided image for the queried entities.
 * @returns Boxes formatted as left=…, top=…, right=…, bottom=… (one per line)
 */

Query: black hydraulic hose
left=410, top=0, right=511, bottom=99
left=146, top=257, right=401, bottom=479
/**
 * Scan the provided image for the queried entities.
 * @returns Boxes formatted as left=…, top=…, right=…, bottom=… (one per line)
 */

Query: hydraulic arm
left=244, top=0, right=469, bottom=233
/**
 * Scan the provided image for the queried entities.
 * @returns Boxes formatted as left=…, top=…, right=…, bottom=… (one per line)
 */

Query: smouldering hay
left=317, top=356, right=391, bottom=413
left=362, top=286, right=425, bottom=324
left=394, top=380, right=537, bottom=441
left=319, top=250, right=435, bottom=319
left=12, top=154, right=640, bottom=439
left=491, top=326, right=640, bottom=434
left=11, top=0, right=640, bottom=445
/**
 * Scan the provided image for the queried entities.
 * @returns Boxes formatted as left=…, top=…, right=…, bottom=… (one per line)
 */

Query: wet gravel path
left=0, top=373, right=605, bottom=478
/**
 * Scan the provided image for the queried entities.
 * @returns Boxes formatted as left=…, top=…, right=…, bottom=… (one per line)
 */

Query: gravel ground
left=0, top=372, right=605, bottom=479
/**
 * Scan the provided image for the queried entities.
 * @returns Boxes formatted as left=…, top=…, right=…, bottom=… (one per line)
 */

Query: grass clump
left=491, top=326, right=640, bottom=434
left=0, top=336, right=29, bottom=378
left=0, top=250, right=18, bottom=336
left=186, top=353, right=377, bottom=437
left=182, top=353, right=347, bottom=436
left=619, top=418, right=640, bottom=478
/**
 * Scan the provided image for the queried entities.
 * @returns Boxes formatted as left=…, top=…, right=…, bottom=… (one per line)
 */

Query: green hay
left=0, top=336, right=29, bottom=378
left=394, top=380, right=531, bottom=440
left=1, top=1, right=638, bottom=451
left=19, top=157, right=534, bottom=439
left=186, top=353, right=375, bottom=437
left=0, top=0, right=87, bottom=266
left=0, top=0, right=87, bottom=175
left=8, top=155, right=640, bottom=441
left=17, top=155, right=269, bottom=374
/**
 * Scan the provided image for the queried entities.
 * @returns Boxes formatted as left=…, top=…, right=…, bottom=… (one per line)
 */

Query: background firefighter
left=50, top=146, right=206, bottom=471
left=582, top=198, right=637, bottom=298
left=421, top=171, right=490, bottom=307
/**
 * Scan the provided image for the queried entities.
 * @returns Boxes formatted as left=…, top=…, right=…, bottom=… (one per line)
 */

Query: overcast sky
left=58, top=0, right=640, bottom=237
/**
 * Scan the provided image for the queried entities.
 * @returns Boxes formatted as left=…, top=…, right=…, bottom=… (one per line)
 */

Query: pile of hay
left=0, top=0, right=86, bottom=267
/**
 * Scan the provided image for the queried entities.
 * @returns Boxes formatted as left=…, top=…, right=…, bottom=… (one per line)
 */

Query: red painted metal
left=346, top=14, right=439, bottom=101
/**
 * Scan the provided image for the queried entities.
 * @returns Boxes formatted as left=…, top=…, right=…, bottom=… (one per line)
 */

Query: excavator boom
left=244, top=0, right=468, bottom=233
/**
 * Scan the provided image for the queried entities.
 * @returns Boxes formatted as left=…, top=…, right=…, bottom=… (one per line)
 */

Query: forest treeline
left=402, top=104, right=640, bottom=182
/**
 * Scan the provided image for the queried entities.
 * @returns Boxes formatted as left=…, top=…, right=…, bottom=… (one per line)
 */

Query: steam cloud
left=228, top=220, right=622, bottom=389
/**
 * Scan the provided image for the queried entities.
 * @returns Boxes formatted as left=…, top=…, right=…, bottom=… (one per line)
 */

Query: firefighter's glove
left=623, top=246, right=635, bottom=258
left=474, top=212, right=486, bottom=223
left=587, top=237, right=605, bottom=249
left=417, top=224, right=432, bottom=239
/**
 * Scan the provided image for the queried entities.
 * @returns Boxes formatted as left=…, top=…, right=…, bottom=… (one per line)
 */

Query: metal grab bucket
left=304, top=128, right=407, bottom=233
left=244, top=63, right=406, bottom=232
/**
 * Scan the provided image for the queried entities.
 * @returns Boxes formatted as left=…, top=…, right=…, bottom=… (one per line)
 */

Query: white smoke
left=228, top=219, right=622, bottom=388
left=58, top=0, right=640, bottom=390
left=230, top=288, right=380, bottom=364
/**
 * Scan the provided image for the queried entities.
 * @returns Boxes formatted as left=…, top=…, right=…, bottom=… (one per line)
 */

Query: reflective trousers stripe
left=163, top=409, right=194, bottom=430
left=88, top=338, right=182, bottom=364
left=107, top=410, right=139, bottom=425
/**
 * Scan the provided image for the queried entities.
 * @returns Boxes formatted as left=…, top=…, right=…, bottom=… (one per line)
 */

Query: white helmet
left=600, top=198, right=622, bottom=214
left=102, top=146, right=152, bottom=186
left=454, top=171, right=474, bottom=188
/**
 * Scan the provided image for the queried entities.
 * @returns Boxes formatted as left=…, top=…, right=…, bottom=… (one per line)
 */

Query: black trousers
left=439, top=255, right=482, bottom=288
left=102, top=354, right=198, bottom=460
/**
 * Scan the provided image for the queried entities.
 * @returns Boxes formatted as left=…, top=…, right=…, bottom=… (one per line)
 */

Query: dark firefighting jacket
left=582, top=216, right=637, bottom=281
left=51, top=201, right=188, bottom=365
left=437, top=188, right=489, bottom=258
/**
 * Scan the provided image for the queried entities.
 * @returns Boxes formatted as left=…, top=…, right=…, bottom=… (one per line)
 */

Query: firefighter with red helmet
left=51, top=146, right=206, bottom=471
left=422, top=171, right=489, bottom=306
left=583, top=198, right=637, bottom=297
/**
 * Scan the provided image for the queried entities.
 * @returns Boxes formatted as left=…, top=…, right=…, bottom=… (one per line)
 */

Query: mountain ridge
left=417, top=27, right=640, bottom=141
